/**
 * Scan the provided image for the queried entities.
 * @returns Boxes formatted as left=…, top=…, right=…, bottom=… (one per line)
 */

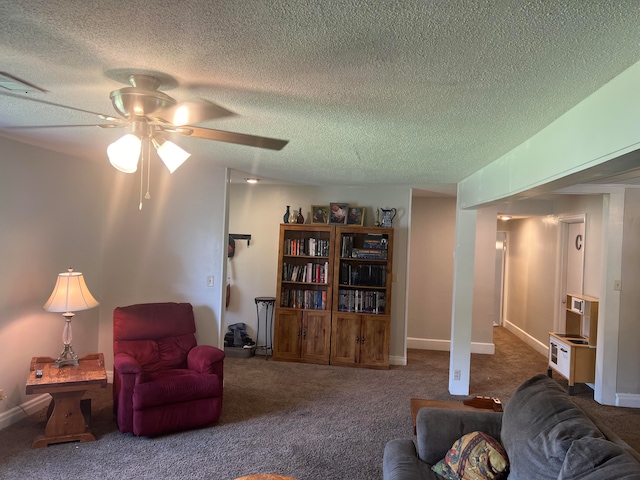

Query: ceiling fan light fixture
left=107, top=133, right=141, bottom=173
left=172, top=105, right=191, bottom=126
left=152, top=138, right=191, bottom=174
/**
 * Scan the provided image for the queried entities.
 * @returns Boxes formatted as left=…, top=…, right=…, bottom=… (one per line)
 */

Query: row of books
left=362, top=233, right=389, bottom=250
left=282, top=262, right=329, bottom=284
left=337, top=289, right=386, bottom=314
left=339, top=264, right=386, bottom=286
left=284, top=237, right=330, bottom=256
left=340, top=234, right=388, bottom=258
left=350, top=248, right=387, bottom=260
left=280, top=289, right=327, bottom=310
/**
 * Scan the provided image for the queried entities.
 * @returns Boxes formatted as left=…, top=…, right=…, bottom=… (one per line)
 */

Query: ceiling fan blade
left=0, top=124, right=123, bottom=129
left=170, top=125, right=289, bottom=151
left=153, top=98, right=236, bottom=126
left=0, top=90, right=123, bottom=121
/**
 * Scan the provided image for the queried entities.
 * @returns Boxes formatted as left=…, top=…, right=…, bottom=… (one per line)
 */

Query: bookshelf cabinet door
left=273, top=309, right=303, bottom=361
left=360, top=314, right=390, bottom=368
left=301, top=311, right=331, bottom=364
left=330, top=313, right=361, bottom=366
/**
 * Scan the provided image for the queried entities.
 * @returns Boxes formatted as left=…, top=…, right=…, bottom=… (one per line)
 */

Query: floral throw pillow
left=431, top=431, right=509, bottom=480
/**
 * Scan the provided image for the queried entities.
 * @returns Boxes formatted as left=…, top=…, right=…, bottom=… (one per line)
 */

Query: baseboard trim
left=616, top=393, right=640, bottom=408
left=0, top=393, right=50, bottom=431
left=503, top=319, right=549, bottom=357
left=390, top=355, right=406, bottom=366
left=406, top=337, right=495, bottom=354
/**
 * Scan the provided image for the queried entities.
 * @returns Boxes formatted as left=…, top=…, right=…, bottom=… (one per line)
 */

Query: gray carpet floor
left=1, top=327, right=639, bottom=479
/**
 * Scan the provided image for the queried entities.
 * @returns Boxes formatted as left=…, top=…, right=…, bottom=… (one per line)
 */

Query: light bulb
left=107, top=134, right=141, bottom=173
left=153, top=138, right=191, bottom=173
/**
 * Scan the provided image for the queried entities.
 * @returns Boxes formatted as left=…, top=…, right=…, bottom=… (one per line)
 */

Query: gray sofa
left=383, top=374, right=640, bottom=479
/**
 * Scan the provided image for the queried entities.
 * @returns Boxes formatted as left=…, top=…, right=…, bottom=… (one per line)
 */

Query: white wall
left=0, top=138, right=103, bottom=421
left=407, top=197, right=498, bottom=353
left=619, top=188, right=640, bottom=394
left=97, top=155, right=228, bottom=368
left=407, top=197, right=456, bottom=343
left=227, top=184, right=410, bottom=364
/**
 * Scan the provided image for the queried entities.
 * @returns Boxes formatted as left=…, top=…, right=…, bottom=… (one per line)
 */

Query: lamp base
left=54, top=344, right=79, bottom=368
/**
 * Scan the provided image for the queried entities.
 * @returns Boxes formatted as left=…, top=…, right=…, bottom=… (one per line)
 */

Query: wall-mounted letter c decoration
left=575, top=234, right=583, bottom=250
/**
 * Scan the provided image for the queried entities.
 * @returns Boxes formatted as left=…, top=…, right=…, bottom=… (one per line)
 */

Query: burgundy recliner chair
left=113, top=302, right=225, bottom=436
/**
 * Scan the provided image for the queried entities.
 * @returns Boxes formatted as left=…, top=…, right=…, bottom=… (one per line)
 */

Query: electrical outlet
left=206, top=276, right=214, bottom=287
left=454, top=370, right=461, bottom=381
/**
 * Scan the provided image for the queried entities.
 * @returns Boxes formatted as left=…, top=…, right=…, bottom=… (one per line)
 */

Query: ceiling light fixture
left=107, top=133, right=141, bottom=173
left=106, top=121, right=191, bottom=210
left=499, top=215, right=512, bottom=221
left=152, top=138, right=191, bottom=174
left=245, top=178, right=259, bottom=184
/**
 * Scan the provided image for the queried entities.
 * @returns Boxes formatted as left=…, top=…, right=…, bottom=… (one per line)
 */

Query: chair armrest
left=113, top=352, right=144, bottom=433
left=383, top=439, right=437, bottom=480
left=415, top=407, right=503, bottom=465
left=114, top=352, right=143, bottom=375
left=188, top=345, right=225, bottom=377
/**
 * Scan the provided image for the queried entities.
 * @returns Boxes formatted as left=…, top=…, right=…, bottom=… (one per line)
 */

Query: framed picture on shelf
left=311, top=205, right=329, bottom=224
left=329, top=203, right=348, bottom=225
left=347, top=207, right=365, bottom=226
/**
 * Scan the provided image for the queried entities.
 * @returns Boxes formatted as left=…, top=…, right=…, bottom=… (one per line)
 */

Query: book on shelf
left=363, top=233, right=388, bottom=250
left=341, top=235, right=354, bottom=258
left=282, top=261, right=329, bottom=283
left=351, top=248, right=387, bottom=260
left=280, top=287, right=327, bottom=310
left=284, top=237, right=330, bottom=257
left=340, top=264, right=386, bottom=286
left=337, top=289, right=386, bottom=314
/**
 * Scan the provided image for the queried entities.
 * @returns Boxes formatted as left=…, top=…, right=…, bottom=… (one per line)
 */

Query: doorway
left=556, top=215, right=585, bottom=332
left=494, top=232, right=507, bottom=326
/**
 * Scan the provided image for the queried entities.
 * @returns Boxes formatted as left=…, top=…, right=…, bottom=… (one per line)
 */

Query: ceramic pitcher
left=380, top=208, right=397, bottom=228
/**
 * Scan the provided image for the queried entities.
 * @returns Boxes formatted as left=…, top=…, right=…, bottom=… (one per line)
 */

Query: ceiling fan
left=100, top=73, right=288, bottom=174
left=2, top=71, right=289, bottom=209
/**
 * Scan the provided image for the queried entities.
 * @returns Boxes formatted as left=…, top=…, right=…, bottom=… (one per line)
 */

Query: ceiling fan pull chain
left=139, top=137, right=145, bottom=211
left=145, top=137, right=151, bottom=200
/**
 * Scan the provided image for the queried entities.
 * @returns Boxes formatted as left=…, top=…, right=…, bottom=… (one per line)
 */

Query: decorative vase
left=296, top=207, right=304, bottom=224
left=283, top=206, right=290, bottom=223
left=290, top=209, right=297, bottom=223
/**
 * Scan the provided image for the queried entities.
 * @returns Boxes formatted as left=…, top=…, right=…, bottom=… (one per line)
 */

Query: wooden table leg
left=32, top=390, right=94, bottom=448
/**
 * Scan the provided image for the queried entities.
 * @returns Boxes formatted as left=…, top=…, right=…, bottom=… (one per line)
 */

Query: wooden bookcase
left=273, top=224, right=334, bottom=364
left=331, top=226, right=393, bottom=369
left=273, top=224, right=393, bottom=369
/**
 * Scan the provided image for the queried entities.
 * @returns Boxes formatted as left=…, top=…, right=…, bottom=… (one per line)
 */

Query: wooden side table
left=25, top=353, right=107, bottom=448
left=410, top=397, right=502, bottom=435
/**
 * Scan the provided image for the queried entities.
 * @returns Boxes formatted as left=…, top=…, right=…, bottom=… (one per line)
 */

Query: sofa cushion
left=501, top=375, right=604, bottom=480
left=558, top=436, right=640, bottom=479
left=383, top=439, right=440, bottom=480
left=431, top=431, right=509, bottom=480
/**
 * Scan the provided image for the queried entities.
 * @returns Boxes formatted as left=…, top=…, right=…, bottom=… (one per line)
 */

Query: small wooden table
left=410, top=397, right=502, bottom=435
left=25, top=353, right=107, bottom=448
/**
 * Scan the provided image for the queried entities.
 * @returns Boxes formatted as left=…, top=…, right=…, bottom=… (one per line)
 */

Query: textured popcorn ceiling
left=0, top=1, right=638, bottom=192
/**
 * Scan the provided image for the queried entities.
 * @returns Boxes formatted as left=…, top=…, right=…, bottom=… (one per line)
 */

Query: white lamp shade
left=107, top=134, right=141, bottom=173
left=43, top=269, right=99, bottom=313
left=154, top=139, right=191, bottom=173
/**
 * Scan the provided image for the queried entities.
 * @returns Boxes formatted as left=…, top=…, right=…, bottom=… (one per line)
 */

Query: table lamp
left=43, top=268, right=99, bottom=368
